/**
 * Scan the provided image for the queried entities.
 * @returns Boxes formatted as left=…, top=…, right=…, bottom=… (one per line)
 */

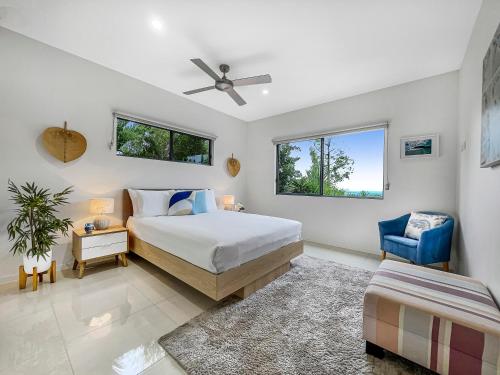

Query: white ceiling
left=0, top=0, right=481, bottom=122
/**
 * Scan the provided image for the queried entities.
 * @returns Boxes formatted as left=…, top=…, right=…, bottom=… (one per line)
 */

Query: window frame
left=274, top=124, right=388, bottom=200
left=113, top=113, right=214, bottom=166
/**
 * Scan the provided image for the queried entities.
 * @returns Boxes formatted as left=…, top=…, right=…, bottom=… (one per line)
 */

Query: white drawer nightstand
left=72, top=226, right=128, bottom=278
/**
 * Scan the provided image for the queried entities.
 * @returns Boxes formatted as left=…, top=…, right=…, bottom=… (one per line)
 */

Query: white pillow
left=404, top=212, right=448, bottom=240
left=128, top=189, right=174, bottom=217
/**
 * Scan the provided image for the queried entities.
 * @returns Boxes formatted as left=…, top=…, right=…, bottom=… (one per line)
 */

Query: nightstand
left=72, top=226, right=128, bottom=278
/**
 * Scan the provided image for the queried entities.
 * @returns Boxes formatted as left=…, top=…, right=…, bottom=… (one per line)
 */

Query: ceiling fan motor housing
left=219, top=64, right=230, bottom=74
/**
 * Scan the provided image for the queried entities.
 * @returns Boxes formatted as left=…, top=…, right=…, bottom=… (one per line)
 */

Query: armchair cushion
left=404, top=212, right=448, bottom=240
left=383, top=235, right=418, bottom=262
left=384, top=235, right=418, bottom=248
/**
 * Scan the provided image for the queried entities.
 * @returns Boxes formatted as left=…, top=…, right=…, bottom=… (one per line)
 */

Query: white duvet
left=126, top=210, right=302, bottom=273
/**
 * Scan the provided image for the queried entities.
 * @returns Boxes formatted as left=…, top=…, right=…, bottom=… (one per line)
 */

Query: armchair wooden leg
left=19, top=266, right=27, bottom=289
left=72, top=259, right=78, bottom=270
left=32, top=267, right=38, bottom=291
left=380, top=250, right=386, bottom=261
left=443, top=262, right=449, bottom=272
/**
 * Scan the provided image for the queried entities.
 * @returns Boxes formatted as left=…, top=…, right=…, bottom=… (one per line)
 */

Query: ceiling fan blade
left=183, top=86, right=215, bottom=95
left=232, top=74, right=272, bottom=87
left=227, top=89, right=246, bottom=106
left=190, top=58, right=220, bottom=81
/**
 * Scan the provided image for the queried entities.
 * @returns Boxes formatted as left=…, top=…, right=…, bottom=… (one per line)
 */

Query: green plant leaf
left=7, top=180, right=73, bottom=259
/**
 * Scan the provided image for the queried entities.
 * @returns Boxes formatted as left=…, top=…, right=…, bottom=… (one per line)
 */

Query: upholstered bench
left=363, top=260, right=500, bottom=374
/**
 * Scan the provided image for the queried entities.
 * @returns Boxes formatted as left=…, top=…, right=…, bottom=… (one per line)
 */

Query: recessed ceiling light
left=151, top=18, right=163, bottom=31
left=262, top=89, right=269, bottom=95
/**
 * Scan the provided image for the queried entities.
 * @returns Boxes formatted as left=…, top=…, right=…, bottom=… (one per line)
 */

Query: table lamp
left=223, top=195, right=235, bottom=211
left=89, top=198, right=114, bottom=230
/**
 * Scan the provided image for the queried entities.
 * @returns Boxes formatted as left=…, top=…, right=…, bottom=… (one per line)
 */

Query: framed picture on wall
left=481, top=23, right=500, bottom=168
left=400, top=134, right=439, bottom=159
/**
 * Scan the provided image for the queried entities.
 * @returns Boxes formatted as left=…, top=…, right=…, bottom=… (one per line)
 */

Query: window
left=277, top=139, right=322, bottom=195
left=276, top=127, right=385, bottom=199
left=172, top=132, right=210, bottom=164
left=115, top=116, right=212, bottom=165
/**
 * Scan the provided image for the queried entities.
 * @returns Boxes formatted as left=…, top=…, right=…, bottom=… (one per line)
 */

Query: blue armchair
left=378, top=212, right=454, bottom=271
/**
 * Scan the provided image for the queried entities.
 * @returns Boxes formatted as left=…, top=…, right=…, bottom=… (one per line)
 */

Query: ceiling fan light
left=215, top=80, right=233, bottom=92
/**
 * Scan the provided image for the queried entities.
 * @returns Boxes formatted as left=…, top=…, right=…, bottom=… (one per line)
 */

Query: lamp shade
left=89, top=198, right=114, bottom=214
left=223, top=195, right=235, bottom=205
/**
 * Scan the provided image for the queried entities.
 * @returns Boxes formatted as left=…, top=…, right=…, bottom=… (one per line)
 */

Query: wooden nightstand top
left=73, top=225, right=127, bottom=238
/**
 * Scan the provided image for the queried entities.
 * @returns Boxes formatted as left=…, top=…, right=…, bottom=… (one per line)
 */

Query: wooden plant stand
left=19, top=261, right=57, bottom=291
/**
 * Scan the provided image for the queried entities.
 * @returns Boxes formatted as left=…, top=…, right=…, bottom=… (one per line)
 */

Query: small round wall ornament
left=227, top=154, right=241, bottom=177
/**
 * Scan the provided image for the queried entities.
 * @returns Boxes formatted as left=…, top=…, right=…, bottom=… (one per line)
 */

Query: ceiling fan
left=183, top=58, right=272, bottom=106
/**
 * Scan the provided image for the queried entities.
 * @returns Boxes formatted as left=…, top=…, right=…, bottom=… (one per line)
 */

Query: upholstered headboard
left=122, top=188, right=204, bottom=224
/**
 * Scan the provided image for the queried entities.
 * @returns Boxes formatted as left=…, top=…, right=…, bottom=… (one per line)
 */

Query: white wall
left=246, top=72, right=459, bottom=257
left=0, top=24, right=476, bottom=288
left=0, top=28, right=247, bottom=282
left=457, top=0, right=500, bottom=302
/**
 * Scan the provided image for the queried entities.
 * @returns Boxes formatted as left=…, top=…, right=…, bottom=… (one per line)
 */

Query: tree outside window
left=277, top=128, right=384, bottom=198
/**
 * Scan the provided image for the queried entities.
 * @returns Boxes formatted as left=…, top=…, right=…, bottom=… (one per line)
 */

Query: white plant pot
left=23, top=249, right=52, bottom=274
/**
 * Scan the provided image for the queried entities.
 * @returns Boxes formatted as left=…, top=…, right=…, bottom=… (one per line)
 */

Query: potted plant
left=7, top=180, right=73, bottom=288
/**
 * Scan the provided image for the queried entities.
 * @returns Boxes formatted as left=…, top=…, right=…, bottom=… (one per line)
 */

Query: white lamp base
left=94, top=217, right=110, bottom=230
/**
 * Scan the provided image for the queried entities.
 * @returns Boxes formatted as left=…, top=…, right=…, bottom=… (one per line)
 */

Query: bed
left=123, top=189, right=303, bottom=301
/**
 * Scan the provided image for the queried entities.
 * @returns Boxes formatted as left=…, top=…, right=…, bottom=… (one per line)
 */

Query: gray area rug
left=159, top=255, right=432, bottom=374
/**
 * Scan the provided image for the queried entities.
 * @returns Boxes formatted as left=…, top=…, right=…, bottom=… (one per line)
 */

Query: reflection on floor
left=0, top=242, right=382, bottom=375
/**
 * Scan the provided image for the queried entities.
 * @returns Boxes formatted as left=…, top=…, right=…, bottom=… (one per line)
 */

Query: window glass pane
left=323, top=128, right=384, bottom=198
left=277, top=139, right=321, bottom=194
left=172, top=132, right=210, bottom=165
left=116, top=118, right=170, bottom=160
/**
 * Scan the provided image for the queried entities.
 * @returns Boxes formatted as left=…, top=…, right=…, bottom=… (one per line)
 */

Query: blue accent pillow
left=193, top=190, right=209, bottom=214
left=192, top=190, right=218, bottom=214
left=168, top=191, right=194, bottom=216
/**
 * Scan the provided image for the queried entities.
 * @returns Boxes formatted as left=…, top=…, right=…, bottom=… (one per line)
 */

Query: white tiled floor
left=305, top=242, right=381, bottom=272
left=0, top=243, right=381, bottom=375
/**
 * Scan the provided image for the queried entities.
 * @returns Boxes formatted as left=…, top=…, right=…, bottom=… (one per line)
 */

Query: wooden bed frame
left=122, top=190, right=303, bottom=301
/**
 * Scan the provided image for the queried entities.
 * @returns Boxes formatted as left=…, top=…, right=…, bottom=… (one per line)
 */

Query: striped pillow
left=168, top=191, right=194, bottom=216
